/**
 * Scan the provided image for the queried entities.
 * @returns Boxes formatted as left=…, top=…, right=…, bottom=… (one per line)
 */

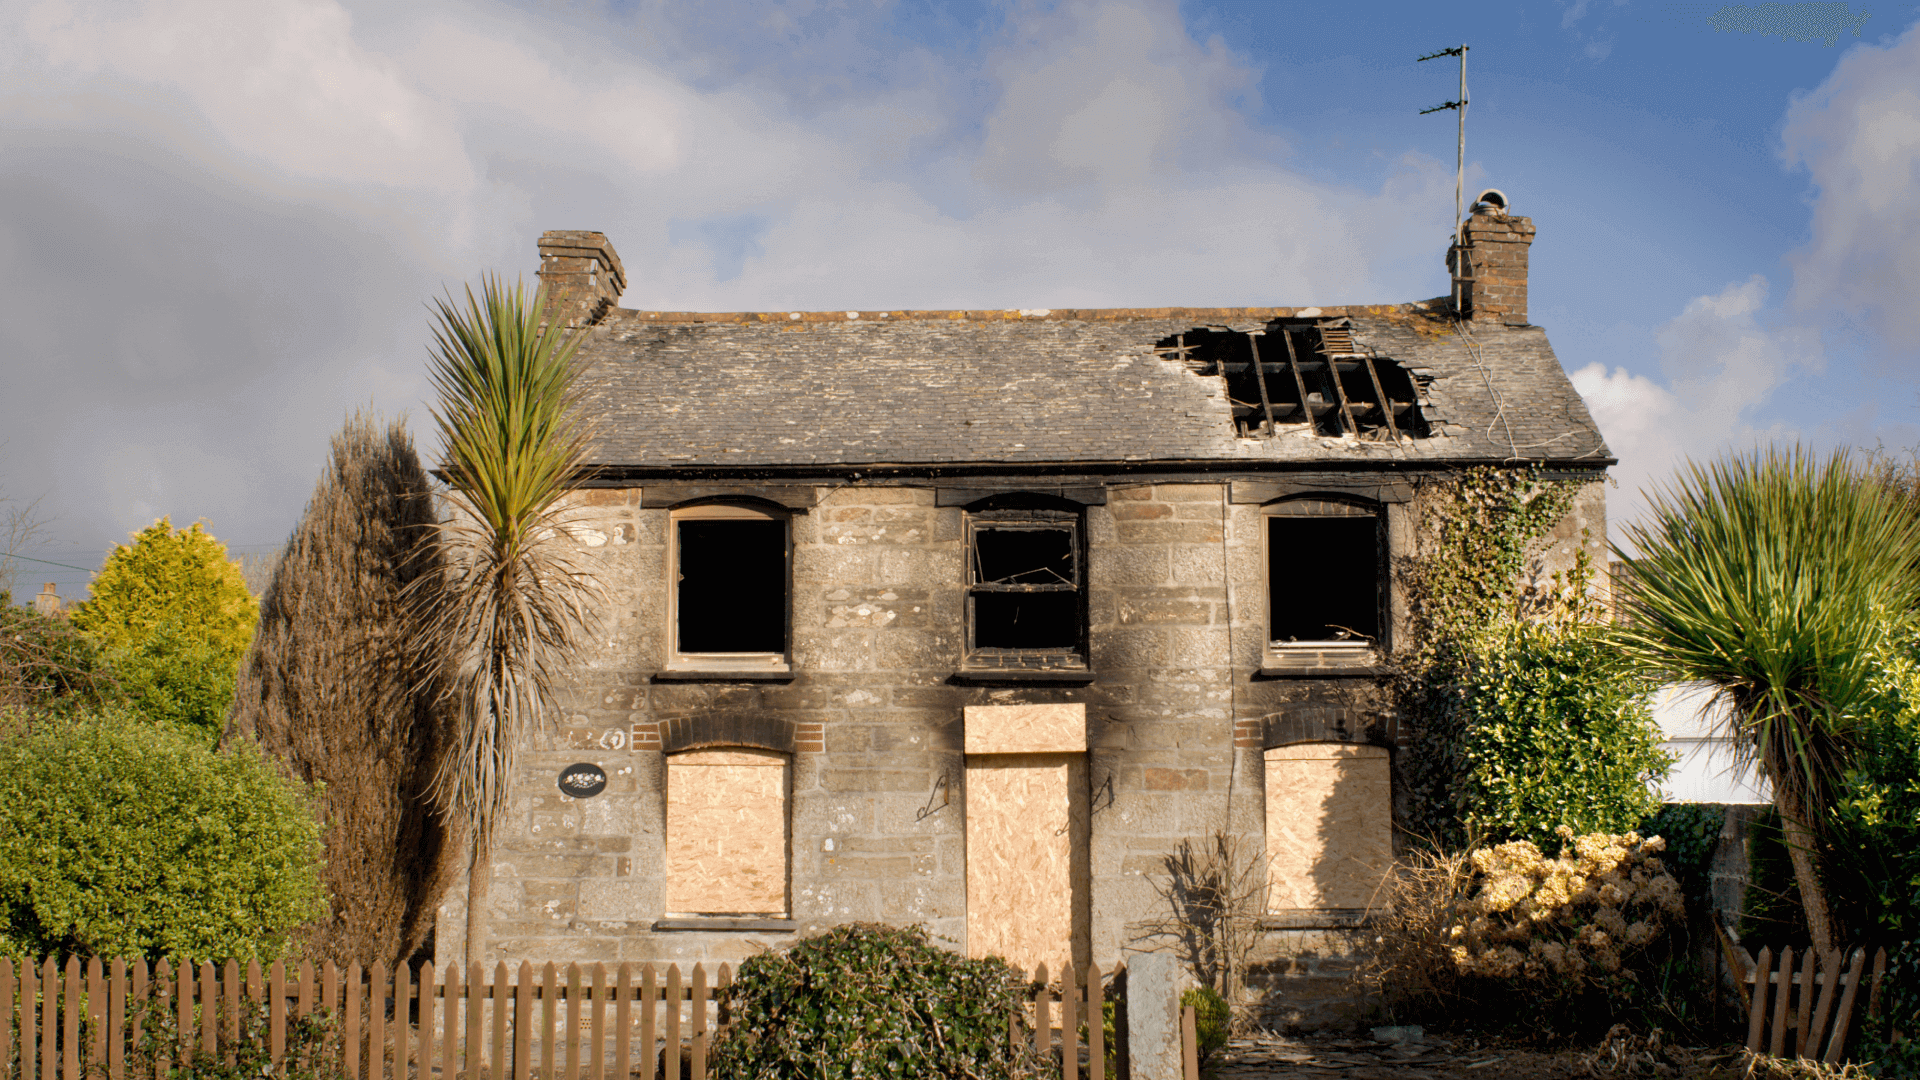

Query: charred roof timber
left=1153, top=319, right=1430, bottom=442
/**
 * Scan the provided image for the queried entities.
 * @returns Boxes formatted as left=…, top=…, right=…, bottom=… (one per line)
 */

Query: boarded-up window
left=664, top=749, right=789, bottom=916
left=1264, top=743, right=1392, bottom=911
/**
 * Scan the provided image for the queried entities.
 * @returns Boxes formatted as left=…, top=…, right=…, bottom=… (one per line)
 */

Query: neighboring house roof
left=572, top=304, right=1612, bottom=474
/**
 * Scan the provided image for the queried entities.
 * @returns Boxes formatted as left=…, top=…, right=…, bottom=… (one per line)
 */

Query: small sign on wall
left=558, top=762, right=608, bottom=798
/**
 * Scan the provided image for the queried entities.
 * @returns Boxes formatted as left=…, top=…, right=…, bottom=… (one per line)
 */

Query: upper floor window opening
left=1265, top=497, right=1386, bottom=667
left=669, top=502, right=789, bottom=671
left=964, top=498, right=1087, bottom=670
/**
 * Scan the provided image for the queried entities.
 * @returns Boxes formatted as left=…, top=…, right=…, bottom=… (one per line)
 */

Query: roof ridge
left=607, top=303, right=1443, bottom=325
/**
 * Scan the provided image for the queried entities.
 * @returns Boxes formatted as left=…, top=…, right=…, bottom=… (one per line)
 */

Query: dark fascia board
left=653, top=918, right=798, bottom=933
left=948, top=669, right=1097, bottom=686
left=1232, top=478, right=1414, bottom=505
left=935, top=485, right=1107, bottom=507
left=636, top=484, right=821, bottom=510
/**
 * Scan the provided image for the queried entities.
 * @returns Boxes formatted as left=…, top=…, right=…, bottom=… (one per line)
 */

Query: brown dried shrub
left=225, top=414, right=458, bottom=968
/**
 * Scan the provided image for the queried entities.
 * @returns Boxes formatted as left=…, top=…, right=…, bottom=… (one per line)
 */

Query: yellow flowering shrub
left=1447, top=827, right=1682, bottom=991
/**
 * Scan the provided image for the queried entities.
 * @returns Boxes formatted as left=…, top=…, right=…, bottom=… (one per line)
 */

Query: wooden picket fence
left=0, top=956, right=1120, bottom=1080
left=1729, top=943, right=1890, bottom=1062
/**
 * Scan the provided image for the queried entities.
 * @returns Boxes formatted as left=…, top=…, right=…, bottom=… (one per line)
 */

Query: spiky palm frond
left=411, top=275, right=600, bottom=844
left=1615, top=448, right=1919, bottom=796
left=1613, top=446, right=1920, bottom=951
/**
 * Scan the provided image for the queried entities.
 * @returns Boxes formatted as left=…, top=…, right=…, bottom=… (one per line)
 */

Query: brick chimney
left=33, top=583, right=61, bottom=617
left=1448, top=190, right=1535, bottom=325
left=537, top=231, right=626, bottom=328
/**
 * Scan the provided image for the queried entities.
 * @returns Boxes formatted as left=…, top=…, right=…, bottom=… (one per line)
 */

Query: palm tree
left=1614, top=448, right=1920, bottom=955
left=409, top=275, right=600, bottom=969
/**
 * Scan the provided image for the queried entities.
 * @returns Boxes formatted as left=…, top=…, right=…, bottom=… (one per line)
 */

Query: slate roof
left=575, top=304, right=1612, bottom=474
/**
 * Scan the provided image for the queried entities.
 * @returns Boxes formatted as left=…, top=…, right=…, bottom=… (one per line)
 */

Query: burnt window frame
left=666, top=500, right=792, bottom=674
left=1262, top=495, right=1388, bottom=667
left=962, top=495, right=1089, bottom=671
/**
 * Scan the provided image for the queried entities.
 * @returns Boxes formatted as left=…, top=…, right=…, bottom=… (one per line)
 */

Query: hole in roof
left=1153, top=320, right=1429, bottom=441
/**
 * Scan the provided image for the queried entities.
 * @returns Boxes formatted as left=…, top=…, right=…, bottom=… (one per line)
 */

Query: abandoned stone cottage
left=436, top=198, right=1613, bottom=1006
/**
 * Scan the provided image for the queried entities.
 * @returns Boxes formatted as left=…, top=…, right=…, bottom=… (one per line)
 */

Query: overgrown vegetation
left=1139, top=833, right=1267, bottom=1010
left=709, top=923, right=1043, bottom=1079
left=1363, top=829, right=1685, bottom=1036
left=226, top=415, right=454, bottom=970
left=0, top=715, right=326, bottom=960
left=1398, top=467, right=1667, bottom=849
left=1614, top=448, right=1920, bottom=957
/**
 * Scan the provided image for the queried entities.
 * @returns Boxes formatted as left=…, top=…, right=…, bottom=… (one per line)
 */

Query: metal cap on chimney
left=1450, top=193, right=1535, bottom=326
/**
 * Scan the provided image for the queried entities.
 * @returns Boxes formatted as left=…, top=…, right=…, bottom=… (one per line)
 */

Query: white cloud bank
left=0, top=0, right=1462, bottom=562
left=1575, top=20, right=1920, bottom=544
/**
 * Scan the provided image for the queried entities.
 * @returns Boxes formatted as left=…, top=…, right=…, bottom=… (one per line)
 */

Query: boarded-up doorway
left=963, top=704, right=1090, bottom=973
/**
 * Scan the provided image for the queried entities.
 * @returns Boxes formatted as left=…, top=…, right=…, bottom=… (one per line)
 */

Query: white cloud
left=1571, top=277, right=1809, bottom=542
left=0, top=0, right=1473, bottom=567
left=1781, top=20, right=1920, bottom=350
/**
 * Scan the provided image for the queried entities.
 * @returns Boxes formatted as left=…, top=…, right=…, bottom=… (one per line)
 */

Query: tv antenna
left=1417, top=44, right=1470, bottom=249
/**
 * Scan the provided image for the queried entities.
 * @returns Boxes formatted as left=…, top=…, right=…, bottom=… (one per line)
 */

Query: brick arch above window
left=660, top=713, right=797, bottom=755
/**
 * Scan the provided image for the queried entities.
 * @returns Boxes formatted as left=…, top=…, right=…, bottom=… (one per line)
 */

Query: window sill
left=652, top=670, right=795, bottom=683
left=1257, top=665, right=1387, bottom=679
left=652, top=918, right=798, bottom=933
left=949, top=669, right=1096, bottom=686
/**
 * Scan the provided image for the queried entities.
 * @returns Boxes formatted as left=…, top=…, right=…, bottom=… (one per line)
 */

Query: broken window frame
left=1262, top=496, right=1388, bottom=668
left=666, top=502, right=792, bottom=673
left=963, top=503, right=1088, bottom=670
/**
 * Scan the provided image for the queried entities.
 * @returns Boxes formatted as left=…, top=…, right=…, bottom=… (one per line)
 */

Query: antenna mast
left=1418, top=44, right=1470, bottom=302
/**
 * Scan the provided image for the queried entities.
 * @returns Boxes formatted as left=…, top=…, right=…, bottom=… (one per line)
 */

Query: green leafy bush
left=0, top=715, right=327, bottom=960
left=709, top=922, right=1041, bottom=1079
left=1637, top=803, right=1724, bottom=911
left=119, top=995, right=347, bottom=1080
left=1452, top=622, right=1669, bottom=848
left=1181, top=985, right=1229, bottom=1069
left=105, top=620, right=237, bottom=743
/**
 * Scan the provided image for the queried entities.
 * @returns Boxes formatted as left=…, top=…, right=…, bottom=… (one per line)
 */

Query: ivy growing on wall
left=1395, top=467, right=1669, bottom=850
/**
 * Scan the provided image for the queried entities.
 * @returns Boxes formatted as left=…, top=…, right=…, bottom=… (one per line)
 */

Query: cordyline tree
left=407, top=276, right=600, bottom=968
left=225, top=415, right=458, bottom=969
left=1615, top=448, right=1920, bottom=956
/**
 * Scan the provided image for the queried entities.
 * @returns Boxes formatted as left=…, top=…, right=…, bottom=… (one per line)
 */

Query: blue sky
left=2, top=0, right=1916, bottom=595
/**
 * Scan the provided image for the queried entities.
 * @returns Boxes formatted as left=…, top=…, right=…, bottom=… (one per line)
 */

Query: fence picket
left=345, top=963, right=363, bottom=1080
left=268, top=962, right=286, bottom=1065
left=490, top=963, right=508, bottom=1080
left=369, top=962, right=388, bottom=1080
left=62, top=956, right=80, bottom=1080
left=590, top=963, right=607, bottom=1080
left=1181, top=1004, right=1199, bottom=1080
left=613, top=965, right=632, bottom=1080
left=131, top=961, right=149, bottom=1080
left=1746, top=946, right=1773, bottom=1051
left=1032, top=963, right=1050, bottom=1060
left=1060, top=962, right=1079, bottom=1080
left=108, top=959, right=125, bottom=1080
left=1795, top=950, right=1817, bottom=1058
left=566, top=963, right=583, bottom=1080
left=662, top=965, right=680, bottom=1080
left=639, top=965, right=656, bottom=1080
left=1769, top=946, right=1794, bottom=1058
left=1867, top=948, right=1889, bottom=1027
left=418, top=963, right=436, bottom=1080
left=516, top=962, right=534, bottom=1080
left=21, top=956, right=38, bottom=1080
left=691, top=964, right=708, bottom=1080
left=87, top=957, right=106, bottom=1070
left=1824, top=948, right=1868, bottom=1064
left=1806, top=949, right=1841, bottom=1056
left=464, top=962, right=482, bottom=1080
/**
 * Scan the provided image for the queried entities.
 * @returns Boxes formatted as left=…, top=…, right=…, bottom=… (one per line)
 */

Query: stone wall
left=434, top=475, right=1603, bottom=1028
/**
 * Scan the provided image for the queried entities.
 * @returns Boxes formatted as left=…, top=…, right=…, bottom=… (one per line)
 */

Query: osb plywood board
left=966, top=753, right=1077, bottom=972
left=963, top=703, right=1086, bottom=754
left=665, top=749, right=788, bottom=915
left=1264, top=744, right=1392, bottom=911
